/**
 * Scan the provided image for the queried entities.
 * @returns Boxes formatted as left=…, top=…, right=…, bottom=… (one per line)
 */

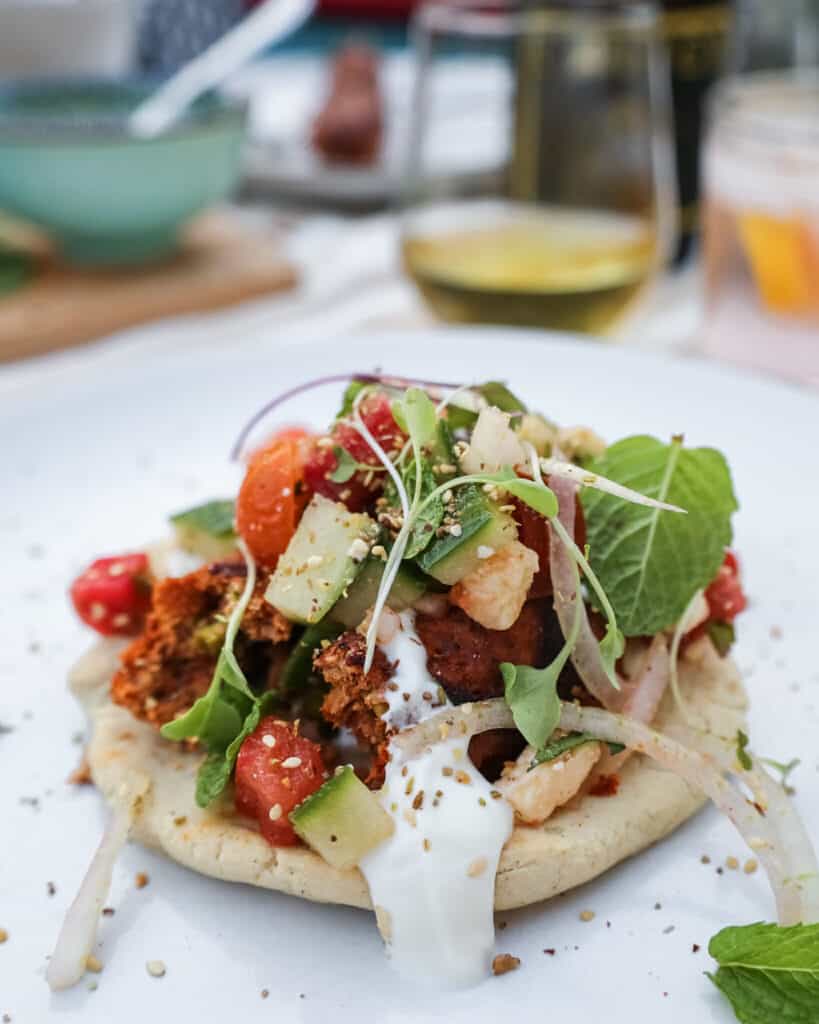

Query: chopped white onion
left=460, top=407, right=525, bottom=475
left=47, top=808, right=132, bottom=990
left=540, top=457, right=685, bottom=514
left=548, top=471, right=622, bottom=707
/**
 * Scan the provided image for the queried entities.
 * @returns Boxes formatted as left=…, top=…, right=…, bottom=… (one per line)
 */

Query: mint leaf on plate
left=581, top=435, right=737, bottom=636
left=708, top=922, right=819, bottom=1024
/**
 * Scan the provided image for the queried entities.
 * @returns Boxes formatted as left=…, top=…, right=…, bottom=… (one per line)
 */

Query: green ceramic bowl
left=0, top=79, right=248, bottom=265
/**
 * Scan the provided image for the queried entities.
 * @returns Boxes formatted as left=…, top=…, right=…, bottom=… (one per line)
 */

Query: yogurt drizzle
left=359, top=611, right=513, bottom=988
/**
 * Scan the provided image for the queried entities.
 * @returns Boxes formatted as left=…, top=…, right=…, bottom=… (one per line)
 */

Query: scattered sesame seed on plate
left=85, top=955, right=103, bottom=973
left=146, top=960, right=166, bottom=978
left=726, top=856, right=739, bottom=870
left=744, top=858, right=758, bottom=874
left=579, top=910, right=595, bottom=922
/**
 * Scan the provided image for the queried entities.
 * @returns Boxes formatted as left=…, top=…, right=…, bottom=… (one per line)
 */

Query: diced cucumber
left=415, top=486, right=517, bottom=585
left=265, top=495, right=377, bottom=624
left=331, top=557, right=428, bottom=630
left=290, top=765, right=394, bottom=870
left=170, top=499, right=237, bottom=561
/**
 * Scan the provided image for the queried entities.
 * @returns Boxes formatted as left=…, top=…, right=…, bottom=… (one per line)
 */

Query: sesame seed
left=405, top=776, right=415, bottom=796
left=268, top=804, right=283, bottom=821
left=700, top=854, right=711, bottom=864
left=261, top=735, right=276, bottom=749
left=107, top=562, right=126, bottom=577
left=111, top=613, right=131, bottom=628
left=454, top=770, right=472, bottom=785
left=461, top=702, right=473, bottom=715
left=306, top=555, right=324, bottom=568
left=499, top=504, right=516, bottom=513
left=726, top=856, right=739, bottom=870
left=89, top=602, right=107, bottom=622
left=372, top=545, right=388, bottom=560
left=146, top=960, right=166, bottom=979
left=744, top=858, right=758, bottom=875
left=135, top=872, right=149, bottom=889
left=477, top=546, right=495, bottom=560
left=478, top=797, right=487, bottom=807
left=412, top=790, right=424, bottom=810
left=403, top=809, right=417, bottom=827
left=467, top=857, right=487, bottom=878
left=449, top=524, right=463, bottom=538
left=441, top=766, right=454, bottom=777
left=423, top=838, right=431, bottom=852
left=490, top=790, right=502, bottom=800
left=281, top=756, right=302, bottom=769
left=579, top=910, right=595, bottom=922
left=85, top=955, right=103, bottom=973
left=439, top=723, right=450, bottom=740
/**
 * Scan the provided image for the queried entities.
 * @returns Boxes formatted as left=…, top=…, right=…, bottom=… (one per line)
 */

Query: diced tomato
left=513, top=494, right=586, bottom=599
left=235, top=718, right=327, bottom=847
left=302, top=391, right=406, bottom=511
left=236, top=435, right=311, bottom=567
left=70, top=553, right=152, bottom=636
left=705, top=551, right=747, bottom=623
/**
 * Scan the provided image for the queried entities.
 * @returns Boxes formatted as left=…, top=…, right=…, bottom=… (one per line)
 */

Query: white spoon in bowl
left=129, top=0, right=315, bottom=139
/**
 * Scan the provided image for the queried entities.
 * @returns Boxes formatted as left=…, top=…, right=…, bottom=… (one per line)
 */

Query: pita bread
left=70, top=635, right=747, bottom=912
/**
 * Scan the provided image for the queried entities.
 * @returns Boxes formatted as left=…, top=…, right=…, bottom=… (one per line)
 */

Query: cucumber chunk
left=265, top=495, right=377, bottom=624
left=290, top=765, right=394, bottom=870
left=170, top=499, right=237, bottom=561
left=331, top=557, right=428, bottom=630
left=415, top=487, right=517, bottom=585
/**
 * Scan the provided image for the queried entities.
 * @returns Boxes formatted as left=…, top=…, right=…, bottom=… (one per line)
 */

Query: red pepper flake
left=543, top=948, right=556, bottom=956
left=692, top=944, right=700, bottom=953
left=589, top=773, right=620, bottom=797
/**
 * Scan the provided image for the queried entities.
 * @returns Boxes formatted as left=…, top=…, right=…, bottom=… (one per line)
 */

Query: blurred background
left=0, top=0, right=817, bottom=382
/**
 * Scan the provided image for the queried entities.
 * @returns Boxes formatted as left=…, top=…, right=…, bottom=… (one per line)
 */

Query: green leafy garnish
left=736, top=729, right=753, bottom=771
left=329, top=446, right=358, bottom=483
left=500, top=663, right=562, bottom=750
left=530, top=732, right=625, bottom=768
left=337, top=380, right=367, bottom=418
left=279, top=620, right=343, bottom=694
left=760, top=757, right=801, bottom=790
left=708, top=922, right=819, bottom=1024
left=445, top=381, right=527, bottom=430
left=170, top=499, right=236, bottom=538
left=402, top=461, right=444, bottom=560
left=160, top=541, right=264, bottom=806
left=708, top=619, right=736, bottom=657
left=402, top=387, right=439, bottom=451
left=582, top=435, right=737, bottom=636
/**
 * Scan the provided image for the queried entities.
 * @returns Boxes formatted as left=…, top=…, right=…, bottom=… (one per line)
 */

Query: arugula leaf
left=170, top=499, right=236, bottom=538
left=329, top=446, right=358, bottom=483
left=708, top=619, right=736, bottom=657
left=708, top=922, right=819, bottom=1024
left=736, top=729, right=753, bottom=771
left=581, top=435, right=738, bottom=636
left=530, top=732, right=625, bottom=768
left=500, top=663, right=562, bottom=749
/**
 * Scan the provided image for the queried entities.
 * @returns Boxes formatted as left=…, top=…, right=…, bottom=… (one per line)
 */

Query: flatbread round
left=70, top=636, right=747, bottom=912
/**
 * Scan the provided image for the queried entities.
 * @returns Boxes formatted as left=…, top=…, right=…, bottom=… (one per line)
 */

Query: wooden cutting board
left=0, top=210, right=298, bottom=363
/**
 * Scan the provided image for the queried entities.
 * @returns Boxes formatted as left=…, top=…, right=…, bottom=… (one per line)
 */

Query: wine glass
left=400, top=0, right=678, bottom=335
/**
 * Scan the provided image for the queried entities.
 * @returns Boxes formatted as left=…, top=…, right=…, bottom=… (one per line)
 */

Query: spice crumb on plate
left=492, top=954, right=520, bottom=976
left=261, top=989, right=269, bottom=999
left=744, top=858, right=758, bottom=874
left=135, top=872, right=150, bottom=889
left=85, top=955, right=103, bottom=973
left=579, top=910, right=595, bottom=922
left=726, top=856, right=739, bottom=870
left=0, top=929, right=8, bottom=944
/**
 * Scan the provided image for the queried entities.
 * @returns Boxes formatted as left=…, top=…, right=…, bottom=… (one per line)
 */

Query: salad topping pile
left=58, top=374, right=818, bottom=1010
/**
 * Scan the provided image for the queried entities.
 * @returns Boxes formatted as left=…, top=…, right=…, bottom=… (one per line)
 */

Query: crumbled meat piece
left=415, top=601, right=550, bottom=703
left=111, top=561, right=292, bottom=729
left=314, top=631, right=394, bottom=785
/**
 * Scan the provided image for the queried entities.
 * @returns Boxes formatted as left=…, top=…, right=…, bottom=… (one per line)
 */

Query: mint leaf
left=581, top=436, right=737, bottom=636
left=708, top=923, right=819, bottom=1024
left=500, top=662, right=562, bottom=749
left=170, top=499, right=236, bottom=538
left=329, top=446, right=358, bottom=483
left=530, top=732, right=625, bottom=768
left=403, top=460, right=443, bottom=559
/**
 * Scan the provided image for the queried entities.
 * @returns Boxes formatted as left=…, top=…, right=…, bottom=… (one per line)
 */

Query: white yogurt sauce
left=381, top=610, right=450, bottom=728
left=359, top=610, right=514, bottom=988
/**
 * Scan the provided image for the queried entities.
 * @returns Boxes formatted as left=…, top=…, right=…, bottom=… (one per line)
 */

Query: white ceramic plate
left=3, top=327, right=819, bottom=1023
left=225, top=54, right=510, bottom=206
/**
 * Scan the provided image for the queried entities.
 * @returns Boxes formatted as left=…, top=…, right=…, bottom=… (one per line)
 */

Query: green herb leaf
left=337, top=380, right=367, bottom=418
left=530, top=732, right=625, bottom=768
left=500, top=662, right=562, bottom=750
left=279, top=620, right=344, bottom=694
left=478, top=381, right=528, bottom=414
left=581, top=435, right=738, bottom=636
left=708, top=619, right=736, bottom=657
left=760, top=756, right=801, bottom=789
left=170, top=499, right=236, bottom=538
left=708, top=922, right=819, bottom=1024
left=495, top=474, right=558, bottom=518
left=329, top=446, right=358, bottom=483
left=402, top=387, right=438, bottom=451
left=736, top=729, right=753, bottom=771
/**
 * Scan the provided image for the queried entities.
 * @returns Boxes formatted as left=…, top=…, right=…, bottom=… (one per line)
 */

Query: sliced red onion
left=47, top=808, right=132, bottom=990
left=230, top=373, right=464, bottom=460
left=540, top=457, right=685, bottom=514
left=548, top=471, right=621, bottom=707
